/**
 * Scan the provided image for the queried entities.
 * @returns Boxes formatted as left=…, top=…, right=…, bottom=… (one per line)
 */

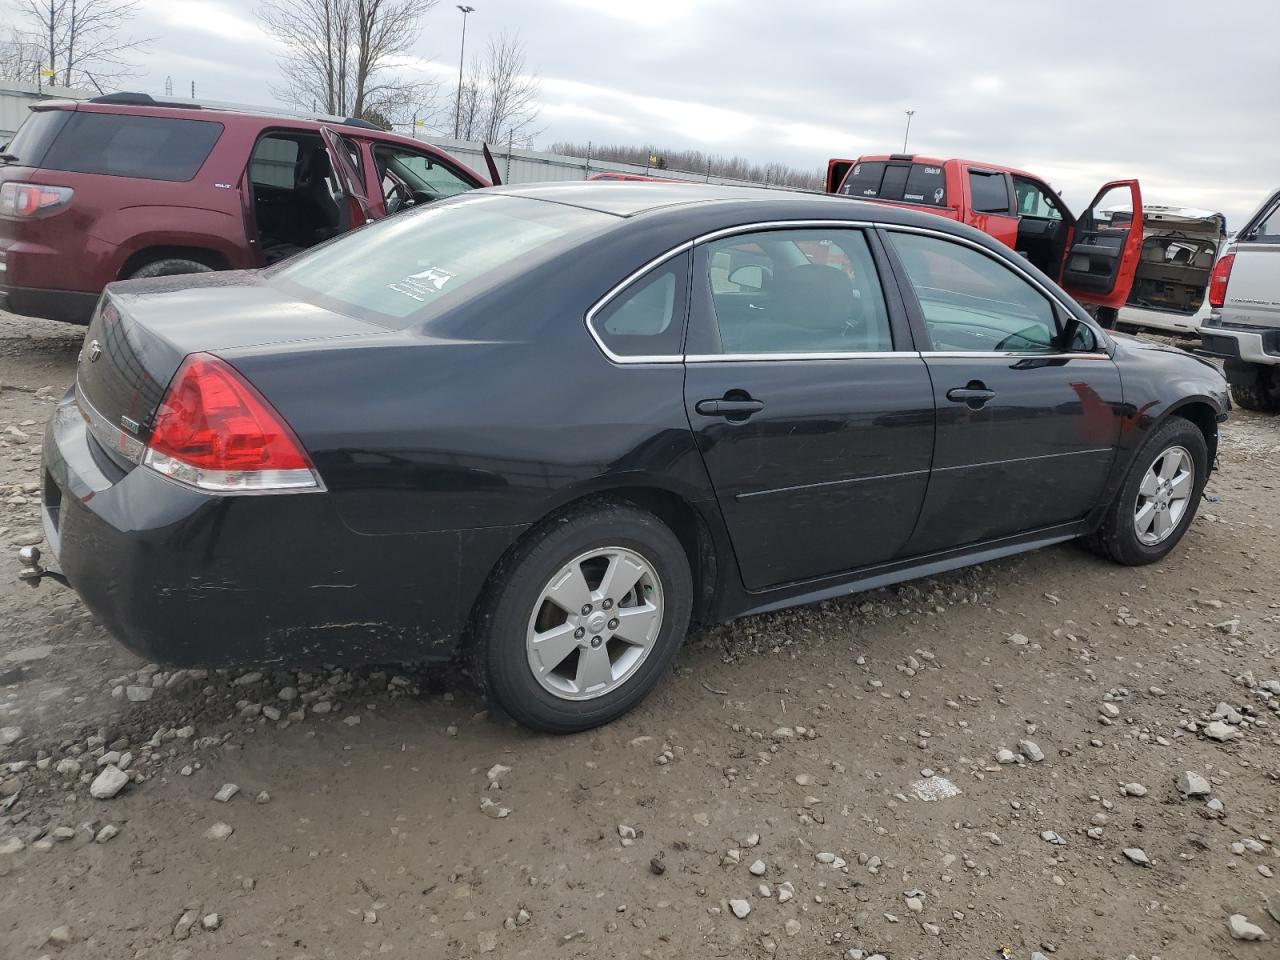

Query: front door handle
left=695, top=397, right=765, bottom=418
left=946, top=381, right=996, bottom=409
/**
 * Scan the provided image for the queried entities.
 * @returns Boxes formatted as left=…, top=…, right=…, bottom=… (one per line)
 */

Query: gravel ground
left=1, top=310, right=1278, bottom=959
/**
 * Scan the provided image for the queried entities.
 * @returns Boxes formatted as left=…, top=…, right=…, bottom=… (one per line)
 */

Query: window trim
left=583, top=219, right=1111, bottom=365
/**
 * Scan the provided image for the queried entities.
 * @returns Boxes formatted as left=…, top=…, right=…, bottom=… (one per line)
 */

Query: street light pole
left=453, top=5, right=476, bottom=139
left=902, top=109, right=916, bottom=153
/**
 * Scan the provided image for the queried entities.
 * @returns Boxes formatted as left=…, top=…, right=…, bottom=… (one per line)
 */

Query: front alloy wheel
left=526, top=547, right=664, bottom=700
left=1133, top=445, right=1194, bottom=546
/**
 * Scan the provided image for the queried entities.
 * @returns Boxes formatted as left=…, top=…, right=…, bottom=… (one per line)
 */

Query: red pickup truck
left=826, top=154, right=1143, bottom=316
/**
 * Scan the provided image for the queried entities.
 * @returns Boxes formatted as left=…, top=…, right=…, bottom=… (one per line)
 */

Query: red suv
left=0, top=93, right=488, bottom=324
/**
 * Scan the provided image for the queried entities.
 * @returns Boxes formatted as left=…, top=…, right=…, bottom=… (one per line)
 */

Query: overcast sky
left=39, top=0, right=1276, bottom=227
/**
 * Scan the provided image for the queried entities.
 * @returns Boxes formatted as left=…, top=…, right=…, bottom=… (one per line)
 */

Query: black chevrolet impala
left=32, top=183, right=1229, bottom=731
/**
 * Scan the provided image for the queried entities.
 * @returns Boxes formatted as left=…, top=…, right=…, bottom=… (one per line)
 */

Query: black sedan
left=32, top=183, right=1229, bottom=732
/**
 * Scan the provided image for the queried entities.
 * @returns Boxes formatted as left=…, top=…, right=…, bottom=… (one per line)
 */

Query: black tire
left=128, top=258, right=215, bottom=280
left=1083, top=416, right=1208, bottom=565
left=477, top=501, right=693, bottom=733
left=1228, top=384, right=1280, bottom=414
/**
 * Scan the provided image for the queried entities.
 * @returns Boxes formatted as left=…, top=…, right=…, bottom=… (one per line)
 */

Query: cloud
left=120, top=0, right=1272, bottom=226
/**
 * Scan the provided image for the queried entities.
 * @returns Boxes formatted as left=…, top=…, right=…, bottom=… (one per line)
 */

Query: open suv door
left=320, top=126, right=371, bottom=231
left=1061, top=180, right=1144, bottom=311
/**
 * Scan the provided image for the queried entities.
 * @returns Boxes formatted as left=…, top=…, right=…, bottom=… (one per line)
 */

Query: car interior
left=1012, top=175, right=1072, bottom=276
left=1061, top=188, right=1135, bottom=294
left=248, top=132, right=353, bottom=264
left=705, top=233, right=894, bottom=354
left=1125, top=235, right=1217, bottom=314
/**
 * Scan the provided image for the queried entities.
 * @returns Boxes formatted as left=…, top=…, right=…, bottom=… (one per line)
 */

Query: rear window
left=40, top=112, right=223, bottom=181
left=841, top=161, right=947, bottom=207
left=271, top=194, right=615, bottom=329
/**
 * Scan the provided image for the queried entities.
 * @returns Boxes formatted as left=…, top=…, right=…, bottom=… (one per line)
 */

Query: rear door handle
left=946, top=381, right=996, bottom=408
left=695, top=398, right=765, bottom=417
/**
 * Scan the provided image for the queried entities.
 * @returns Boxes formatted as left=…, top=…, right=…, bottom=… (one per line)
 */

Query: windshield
left=271, top=194, right=616, bottom=329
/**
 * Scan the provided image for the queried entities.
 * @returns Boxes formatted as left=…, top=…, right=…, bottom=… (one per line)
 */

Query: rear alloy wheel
left=1084, top=417, right=1208, bottom=565
left=479, top=502, right=692, bottom=733
left=129, top=258, right=214, bottom=280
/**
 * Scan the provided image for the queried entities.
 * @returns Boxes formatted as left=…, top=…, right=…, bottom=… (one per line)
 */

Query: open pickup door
left=1061, top=180, right=1144, bottom=310
left=320, top=125, right=372, bottom=231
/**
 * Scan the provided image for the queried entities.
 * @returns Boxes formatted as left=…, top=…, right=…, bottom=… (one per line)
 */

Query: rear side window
left=590, top=254, right=688, bottom=358
left=968, top=170, right=1011, bottom=214
left=41, top=113, right=223, bottom=181
left=3, top=110, right=71, bottom=167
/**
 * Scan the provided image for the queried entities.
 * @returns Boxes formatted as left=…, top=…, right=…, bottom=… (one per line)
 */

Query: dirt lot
left=0, top=311, right=1277, bottom=960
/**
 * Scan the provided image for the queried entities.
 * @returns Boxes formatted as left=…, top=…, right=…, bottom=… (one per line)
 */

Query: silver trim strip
left=686, top=351, right=920, bottom=363
left=737, top=466, right=930, bottom=500
left=583, top=241, right=693, bottom=365
left=74, top=378, right=145, bottom=465
left=919, top=351, right=1110, bottom=360
left=694, top=219, right=876, bottom=245
left=934, top=447, right=1113, bottom=472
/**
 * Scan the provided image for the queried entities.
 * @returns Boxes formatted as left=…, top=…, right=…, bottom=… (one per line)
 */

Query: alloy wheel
left=1133, top=445, right=1194, bottom=546
left=525, top=547, right=664, bottom=701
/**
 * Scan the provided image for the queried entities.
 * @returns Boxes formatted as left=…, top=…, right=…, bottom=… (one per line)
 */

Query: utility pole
left=453, top=5, right=476, bottom=139
left=903, top=109, right=916, bottom=153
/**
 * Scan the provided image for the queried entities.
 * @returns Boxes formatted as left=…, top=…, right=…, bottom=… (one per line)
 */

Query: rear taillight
left=143, top=354, right=321, bottom=493
left=1208, top=253, right=1235, bottom=309
left=0, top=181, right=73, bottom=219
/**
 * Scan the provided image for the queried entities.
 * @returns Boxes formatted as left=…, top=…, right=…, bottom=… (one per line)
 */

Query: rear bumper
left=1197, top=325, right=1280, bottom=365
left=41, top=391, right=524, bottom=667
left=0, top=283, right=99, bottom=324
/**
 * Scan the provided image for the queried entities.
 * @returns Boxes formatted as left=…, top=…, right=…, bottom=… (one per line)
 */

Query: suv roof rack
left=87, top=92, right=387, bottom=132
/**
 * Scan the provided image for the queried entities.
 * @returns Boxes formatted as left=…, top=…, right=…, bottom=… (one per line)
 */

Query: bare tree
left=14, top=0, right=149, bottom=89
left=0, top=25, right=42, bottom=82
left=257, top=0, right=441, bottom=123
left=471, top=31, right=540, bottom=146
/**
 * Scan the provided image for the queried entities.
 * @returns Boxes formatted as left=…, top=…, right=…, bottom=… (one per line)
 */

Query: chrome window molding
left=583, top=241, right=693, bottom=366
left=582, top=218, right=1112, bottom=366
left=686, top=351, right=918, bottom=363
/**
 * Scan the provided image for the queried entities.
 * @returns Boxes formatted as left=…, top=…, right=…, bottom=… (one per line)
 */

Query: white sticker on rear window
left=387, top=266, right=456, bottom=302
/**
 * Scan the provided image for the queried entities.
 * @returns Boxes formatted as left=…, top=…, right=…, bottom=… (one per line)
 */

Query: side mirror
left=1057, top=315, right=1090, bottom=352
left=728, top=264, right=765, bottom=291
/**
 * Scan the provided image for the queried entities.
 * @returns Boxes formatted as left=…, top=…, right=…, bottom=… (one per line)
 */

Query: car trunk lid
left=74, top=271, right=389, bottom=471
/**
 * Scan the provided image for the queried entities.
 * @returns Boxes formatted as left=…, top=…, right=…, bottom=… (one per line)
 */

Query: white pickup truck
left=1198, top=189, right=1280, bottom=412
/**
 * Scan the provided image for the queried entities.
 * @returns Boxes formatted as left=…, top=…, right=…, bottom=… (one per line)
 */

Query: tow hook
left=17, top=546, right=69, bottom=588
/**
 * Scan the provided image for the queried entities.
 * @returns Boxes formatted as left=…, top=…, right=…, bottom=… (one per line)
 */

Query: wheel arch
left=461, top=484, right=723, bottom=659
left=1160, top=397, right=1221, bottom=467
left=117, top=245, right=231, bottom=280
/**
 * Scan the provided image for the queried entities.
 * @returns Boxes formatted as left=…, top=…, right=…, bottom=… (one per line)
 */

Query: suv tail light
left=1208, top=253, right=1235, bottom=309
left=143, top=354, right=321, bottom=493
left=0, top=181, right=73, bottom=219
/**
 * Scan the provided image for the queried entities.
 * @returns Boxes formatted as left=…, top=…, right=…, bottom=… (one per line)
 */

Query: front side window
left=969, top=170, right=1011, bottom=215
left=273, top=193, right=613, bottom=328
left=590, top=254, right=688, bottom=358
left=699, top=228, right=893, bottom=354
left=1013, top=177, right=1063, bottom=220
left=41, top=112, right=223, bottom=181
left=889, top=231, right=1087, bottom=353
left=374, top=145, right=475, bottom=209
